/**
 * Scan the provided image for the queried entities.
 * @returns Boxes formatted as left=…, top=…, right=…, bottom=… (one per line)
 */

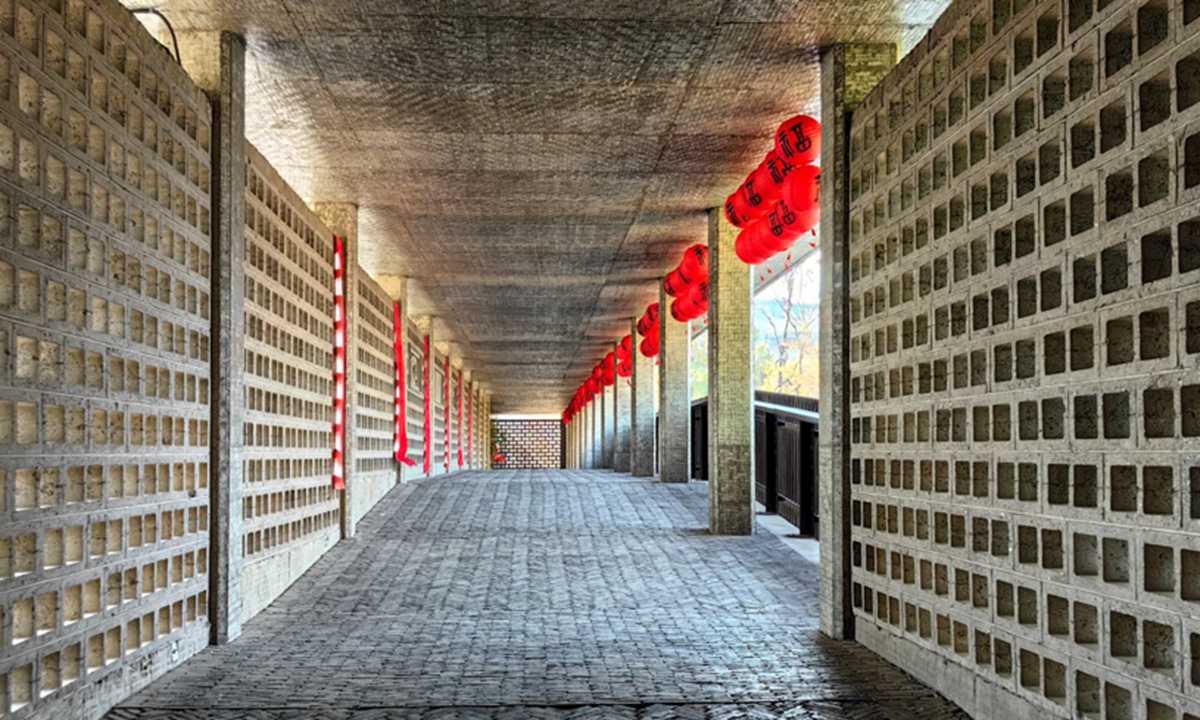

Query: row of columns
left=178, top=30, right=495, bottom=647
left=564, top=207, right=754, bottom=536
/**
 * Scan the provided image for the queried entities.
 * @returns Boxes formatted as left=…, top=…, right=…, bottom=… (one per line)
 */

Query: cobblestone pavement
left=108, top=471, right=970, bottom=720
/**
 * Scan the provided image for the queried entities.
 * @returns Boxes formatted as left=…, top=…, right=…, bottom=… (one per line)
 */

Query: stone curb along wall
left=0, top=0, right=493, bottom=717
left=0, top=0, right=214, bottom=716
left=845, top=0, right=1200, bottom=717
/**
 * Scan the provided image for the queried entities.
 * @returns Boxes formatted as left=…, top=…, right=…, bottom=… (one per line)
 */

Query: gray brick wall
left=0, top=0, right=214, bottom=714
left=240, top=144, right=339, bottom=622
left=351, top=272, right=398, bottom=522
left=846, top=0, right=1200, bottom=717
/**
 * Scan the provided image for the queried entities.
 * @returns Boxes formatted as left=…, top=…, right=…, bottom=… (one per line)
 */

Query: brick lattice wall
left=491, top=419, right=562, bottom=470
left=240, top=144, right=338, bottom=623
left=351, top=274, right=396, bottom=519
left=0, top=0, right=214, bottom=714
left=847, top=0, right=1200, bottom=717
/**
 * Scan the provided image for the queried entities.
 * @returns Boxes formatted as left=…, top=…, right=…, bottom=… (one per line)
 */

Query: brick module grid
left=0, top=0, right=214, bottom=715
left=240, top=144, right=338, bottom=623
left=847, top=0, right=1200, bottom=717
left=351, top=273, right=396, bottom=519
left=491, top=419, right=562, bottom=469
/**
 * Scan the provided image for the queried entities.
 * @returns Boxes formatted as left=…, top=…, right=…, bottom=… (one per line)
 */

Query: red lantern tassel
left=444, top=356, right=451, bottom=470
left=392, top=302, right=416, bottom=468
left=423, top=336, right=431, bottom=476
left=456, top=370, right=465, bottom=468
left=331, top=236, right=347, bottom=490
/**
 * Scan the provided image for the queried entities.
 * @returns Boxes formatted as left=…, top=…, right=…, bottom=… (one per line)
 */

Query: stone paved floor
left=108, top=470, right=970, bottom=720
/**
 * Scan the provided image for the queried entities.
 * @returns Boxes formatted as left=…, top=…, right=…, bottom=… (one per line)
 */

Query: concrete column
left=315, top=202, right=361, bottom=538
left=707, top=209, right=754, bottom=535
left=179, top=30, right=246, bottom=645
left=658, top=284, right=690, bottom=483
left=818, top=43, right=897, bottom=640
left=609, top=350, right=619, bottom=472
left=630, top=319, right=656, bottom=477
left=599, top=383, right=610, bottom=469
left=614, top=362, right=632, bottom=473
left=583, top=401, right=593, bottom=468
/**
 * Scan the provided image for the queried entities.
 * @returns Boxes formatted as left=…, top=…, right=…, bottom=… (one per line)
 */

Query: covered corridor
left=106, top=471, right=966, bottom=719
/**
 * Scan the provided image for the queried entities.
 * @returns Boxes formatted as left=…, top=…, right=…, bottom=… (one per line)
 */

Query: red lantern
left=669, top=297, right=690, bottom=322
left=639, top=335, right=659, bottom=358
left=754, top=151, right=793, bottom=207
left=775, top=115, right=821, bottom=165
left=735, top=169, right=771, bottom=218
left=620, top=334, right=633, bottom=356
left=636, top=303, right=660, bottom=337
left=663, top=269, right=688, bottom=297
left=762, top=197, right=816, bottom=250
left=735, top=223, right=773, bottom=265
left=678, top=244, right=709, bottom=285
left=724, top=195, right=750, bottom=228
left=617, top=360, right=632, bottom=378
left=783, top=163, right=820, bottom=215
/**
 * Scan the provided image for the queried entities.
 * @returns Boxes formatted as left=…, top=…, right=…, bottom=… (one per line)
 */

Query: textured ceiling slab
left=150, top=0, right=949, bottom=411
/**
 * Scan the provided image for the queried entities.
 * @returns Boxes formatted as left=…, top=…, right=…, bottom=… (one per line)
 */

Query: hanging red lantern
left=681, top=281, right=709, bottom=321
left=639, top=334, right=659, bottom=358
left=678, top=244, right=709, bottom=285
left=724, top=194, right=751, bottom=228
left=754, top=151, right=793, bottom=207
left=775, top=115, right=821, bottom=165
left=663, top=268, right=688, bottom=297
left=783, top=163, right=820, bottom=215
left=762, top=197, right=816, bottom=250
left=617, top=360, right=632, bottom=378
left=735, top=169, right=770, bottom=218
left=735, top=223, right=773, bottom=265
left=636, top=302, right=660, bottom=337
left=620, top=334, right=633, bottom=356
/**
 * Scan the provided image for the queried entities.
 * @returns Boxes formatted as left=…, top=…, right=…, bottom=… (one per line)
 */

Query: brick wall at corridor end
left=846, top=0, right=1200, bottom=717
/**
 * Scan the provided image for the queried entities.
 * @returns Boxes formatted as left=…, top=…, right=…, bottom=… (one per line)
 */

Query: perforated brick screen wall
left=241, top=144, right=339, bottom=622
left=350, top=274, right=397, bottom=520
left=0, top=0, right=214, bottom=714
left=846, top=0, right=1200, bottom=716
left=491, top=419, right=562, bottom=470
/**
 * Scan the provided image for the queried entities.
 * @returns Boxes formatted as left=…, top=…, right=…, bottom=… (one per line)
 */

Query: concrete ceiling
left=131, top=0, right=949, bottom=412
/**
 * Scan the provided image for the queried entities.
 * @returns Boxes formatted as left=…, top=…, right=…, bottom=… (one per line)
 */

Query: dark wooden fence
left=690, top=392, right=819, bottom=538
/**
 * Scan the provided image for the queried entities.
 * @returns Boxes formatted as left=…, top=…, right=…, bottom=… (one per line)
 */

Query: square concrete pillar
left=707, top=209, right=754, bottom=535
left=631, top=318, right=656, bottom=477
left=658, top=284, right=690, bottom=483
left=600, top=381, right=613, bottom=469
left=315, top=202, right=361, bottom=539
left=179, top=29, right=246, bottom=645
left=605, top=348, right=618, bottom=469
left=818, top=43, right=897, bottom=640
left=614, top=364, right=632, bottom=473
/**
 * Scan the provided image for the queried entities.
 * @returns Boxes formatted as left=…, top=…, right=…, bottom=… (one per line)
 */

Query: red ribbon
left=456, top=370, right=464, bottom=468
left=331, top=236, right=347, bottom=490
left=444, top=356, right=451, bottom=470
left=392, top=302, right=416, bottom=467
left=423, top=335, right=431, bottom=475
